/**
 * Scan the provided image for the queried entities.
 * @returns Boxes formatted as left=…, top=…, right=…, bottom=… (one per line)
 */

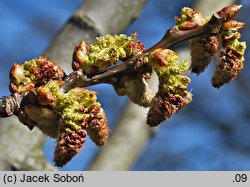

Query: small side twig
left=0, top=94, right=24, bottom=117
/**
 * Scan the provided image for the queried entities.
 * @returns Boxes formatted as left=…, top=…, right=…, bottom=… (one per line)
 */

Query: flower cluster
left=72, top=33, right=145, bottom=74
left=147, top=49, right=192, bottom=126
left=72, top=33, right=154, bottom=107
left=175, top=7, right=219, bottom=74
left=5, top=4, right=247, bottom=167
left=9, top=56, right=65, bottom=93
left=36, top=80, right=108, bottom=167
left=212, top=20, right=246, bottom=88
left=174, top=7, right=206, bottom=30
left=175, top=5, right=246, bottom=88
left=9, top=56, right=109, bottom=167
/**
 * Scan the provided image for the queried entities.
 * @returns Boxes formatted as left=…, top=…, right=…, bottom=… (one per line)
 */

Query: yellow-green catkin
left=36, top=80, right=109, bottom=167
left=147, top=49, right=192, bottom=126
left=72, top=33, right=145, bottom=74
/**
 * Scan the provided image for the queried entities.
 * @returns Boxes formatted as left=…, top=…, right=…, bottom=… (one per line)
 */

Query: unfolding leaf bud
left=148, top=48, right=178, bottom=71
left=72, top=33, right=145, bottom=74
left=175, top=7, right=206, bottom=30
left=190, top=36, right=219, bottom=74
left=9, top=56, right=65, bottom=93
left=36, top=80, right=63, bottom=105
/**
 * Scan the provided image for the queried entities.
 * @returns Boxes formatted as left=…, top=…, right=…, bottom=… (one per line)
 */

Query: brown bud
left=217, top=5, right=241, bottom=21
left=9, top=63, right=25, bottom=85
left=222, top=20, right=245, bottom=30
left=9, top=63, right=35, bottom=93
left=9, top=82, right=35, bottom=93
left=37, top=88, right=56, bottom=105
left=149, top=48, right=178, bottom=70
left=179, top=21, right=198, bottom=30
left=36, top=80, right=63, bottom=105
left=72, top=40, right=89, bottom=71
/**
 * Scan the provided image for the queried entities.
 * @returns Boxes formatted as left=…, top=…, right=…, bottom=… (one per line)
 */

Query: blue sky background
left=0, top=0, right=250, bottom=170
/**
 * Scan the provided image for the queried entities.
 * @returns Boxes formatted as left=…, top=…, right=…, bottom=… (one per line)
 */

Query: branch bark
left=0, top=0, right=147, bottom=170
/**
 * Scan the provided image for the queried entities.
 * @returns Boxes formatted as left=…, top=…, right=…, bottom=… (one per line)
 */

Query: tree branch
left=0, top=5, right=242, bottom=117
left=59, top=7, right=232, bottom=93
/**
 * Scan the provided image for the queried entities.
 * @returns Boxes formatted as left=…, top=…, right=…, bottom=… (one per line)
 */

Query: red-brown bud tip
left=218, top=5, right=242, bottom=21
left=72, top=41, right=89, bottom=71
